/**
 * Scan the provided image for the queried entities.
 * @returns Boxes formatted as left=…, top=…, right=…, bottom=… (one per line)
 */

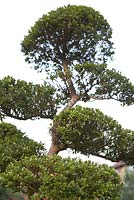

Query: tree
left=19, top=4, right=134, bottom=161
left=0, top=4, right=134, bottom=199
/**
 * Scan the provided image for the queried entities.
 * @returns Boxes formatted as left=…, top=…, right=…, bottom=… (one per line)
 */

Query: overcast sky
left=0, top=0, right=134, bottom=165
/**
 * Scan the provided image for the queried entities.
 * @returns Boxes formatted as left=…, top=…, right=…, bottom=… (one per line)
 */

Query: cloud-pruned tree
left=0, top=4, right=133, bottom=199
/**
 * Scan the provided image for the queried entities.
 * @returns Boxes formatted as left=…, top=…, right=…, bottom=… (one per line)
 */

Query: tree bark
left=48, top=60, right=79, bottom=156
left=62, top=94, right=79, bottom=111
left=62, top=60, right=76, bottom=98
left=48, top=143, right=66, bottom=156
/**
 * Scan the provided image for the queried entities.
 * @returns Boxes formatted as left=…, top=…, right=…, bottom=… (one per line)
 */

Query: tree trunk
left=47, top=60, right=79, bottom=156
left=63, top=94, right=79, bottom=111
left=48, top=143, right=65, bottom=156
left=62, top=60, right=76, bottom=98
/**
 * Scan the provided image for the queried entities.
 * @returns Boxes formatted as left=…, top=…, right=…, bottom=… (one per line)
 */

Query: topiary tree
left=0, top=4, right=134, bottom=199
left=13, top=4, right=134, bottom=162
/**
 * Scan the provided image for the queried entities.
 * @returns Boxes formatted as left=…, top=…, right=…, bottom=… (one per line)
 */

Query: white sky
left=0, top=0, right=134, bottom=165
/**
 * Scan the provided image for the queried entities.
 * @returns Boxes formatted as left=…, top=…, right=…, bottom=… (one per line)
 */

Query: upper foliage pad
left=21, top=5, right=114, bottom=70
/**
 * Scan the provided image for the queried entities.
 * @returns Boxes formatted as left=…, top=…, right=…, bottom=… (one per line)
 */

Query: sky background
left=0, top=0, right=134, bottom=165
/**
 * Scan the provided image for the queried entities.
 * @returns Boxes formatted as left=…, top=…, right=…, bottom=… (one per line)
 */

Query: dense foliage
left=0, top=76, right=58, bottom=120
left=55, top=106, right=134, bottom=164
left=1, top=155, right=121, bottom=200
left=22, top=5, right=114, bottom=69
left=0, top=122, right=45, bottom=172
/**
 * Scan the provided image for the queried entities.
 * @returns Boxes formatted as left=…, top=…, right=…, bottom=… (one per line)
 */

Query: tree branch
left=90, top=153, right=116, bottom=163
left=90, top=95, right=111, bottom=101
left=62, top=60, right=76, bottom=98
left=62, top=95, right=79, bottom=111
left=48, top=143, right=66, bottom=156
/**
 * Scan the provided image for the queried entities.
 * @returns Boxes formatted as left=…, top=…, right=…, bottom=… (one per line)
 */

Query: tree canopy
left=21, top=5, right=114, bottom=69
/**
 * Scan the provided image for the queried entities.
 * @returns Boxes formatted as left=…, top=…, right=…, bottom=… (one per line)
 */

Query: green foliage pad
left=0, top=122, right=45, bottom=172
left=1, top=155, right=121, bottom=200
left=55, top=106, right=134, bottom=164
left=0, top=76, right=59, bottom=120
left=21, top=5, right=114, bottom=70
